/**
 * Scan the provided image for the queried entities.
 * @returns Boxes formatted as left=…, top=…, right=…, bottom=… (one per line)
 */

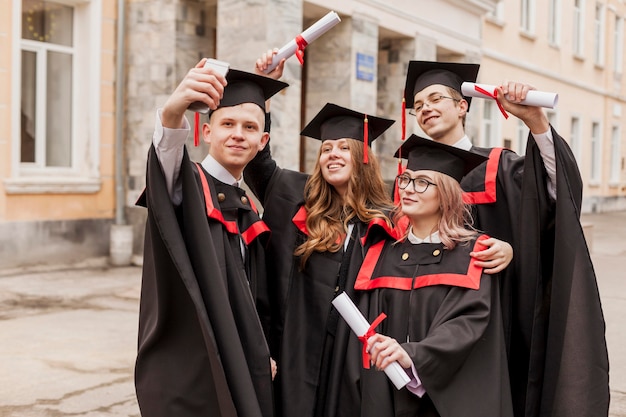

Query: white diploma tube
left=461, top=82, right=559, bottom=109
left=263, top=11, right=341, bottom=73
left=332, top=292, right=411, bottom=390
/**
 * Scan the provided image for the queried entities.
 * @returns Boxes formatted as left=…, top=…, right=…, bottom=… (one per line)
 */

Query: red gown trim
left=462, top=148, right=503, bottom=205
left=195, top=163, right=269, bottom=244
left=355, top=235, right=489, bottom=291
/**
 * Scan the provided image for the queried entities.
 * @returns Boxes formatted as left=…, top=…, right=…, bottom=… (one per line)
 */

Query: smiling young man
left=404, top=61, right=609, bottom=417
left=135, top=60, right=287, bottom=417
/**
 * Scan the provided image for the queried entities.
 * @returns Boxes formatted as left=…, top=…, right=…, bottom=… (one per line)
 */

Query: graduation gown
left=135, top=146, right=274, bottom=417
left=461, top=127, right=609, bottom=417
left=244, top=144, right=393, bottom=417
left=354, top=234, right=513, bottom=417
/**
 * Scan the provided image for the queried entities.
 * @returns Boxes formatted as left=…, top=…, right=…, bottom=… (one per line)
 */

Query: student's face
left=203, top=103, right=268, bottom=178
left=398, top=169, right=441, bottom=223
left=413, top=84, right=467, bottom=141
left=318, top=138, right=354, bottom=196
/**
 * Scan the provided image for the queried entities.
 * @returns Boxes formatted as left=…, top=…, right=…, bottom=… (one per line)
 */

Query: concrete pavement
left=0, top=211, right=624, bottom=416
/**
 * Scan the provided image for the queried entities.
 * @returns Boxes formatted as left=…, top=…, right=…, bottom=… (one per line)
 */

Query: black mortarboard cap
left=300, top=103, right=394, bottom=143
left=210, top=69, right=288, bottom=115
left=404, top=61, right=480, bottom=111
left=394, top=134, right=487, bottom=182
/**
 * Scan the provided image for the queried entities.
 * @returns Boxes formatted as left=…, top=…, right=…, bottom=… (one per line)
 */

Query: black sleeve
left=244, top=112, right=278, bottom=205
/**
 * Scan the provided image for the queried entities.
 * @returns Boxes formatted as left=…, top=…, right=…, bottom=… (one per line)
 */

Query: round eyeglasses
left=409, top=95, right=460, bottom=116
left=396, top=175, right=437, bottom=193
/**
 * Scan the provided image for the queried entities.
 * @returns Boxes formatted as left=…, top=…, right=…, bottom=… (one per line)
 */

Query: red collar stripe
left=462, top=147, right=502, bottom=205
left=195, top=163, right=239, bottom=234
left=355, top=236, right=487, bottom=291
left=292, top=205, right=309, bottom=236
left=241, top=221, right=270, bottom=245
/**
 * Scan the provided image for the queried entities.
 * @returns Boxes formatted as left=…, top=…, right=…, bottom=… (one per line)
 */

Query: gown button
left=241, top=196, right=249, bottom=205
left=217, top=193, right=226, bottom=202
left=401, top=253, right=409, bottom=260
left=432, top=249, right=441, bottom=256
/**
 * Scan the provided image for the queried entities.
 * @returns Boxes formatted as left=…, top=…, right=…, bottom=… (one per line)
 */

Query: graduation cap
left=300, top=103, right=395, bottom=163
left=193, top=68, right=288, bottom=146
left=211, top=69, right=288, bottom=114
left=394, top=134, right=487, bottom=182
left=403, top=61, right=480, bottom=111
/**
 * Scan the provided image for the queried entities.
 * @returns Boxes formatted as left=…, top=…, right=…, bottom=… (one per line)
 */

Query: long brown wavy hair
left=393, top=171, right=477, bottom=250
left=294, top=139, right=394, bottom=265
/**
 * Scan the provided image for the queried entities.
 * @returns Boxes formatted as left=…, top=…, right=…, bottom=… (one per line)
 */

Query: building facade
left=1, top=0, right=624, bottom=268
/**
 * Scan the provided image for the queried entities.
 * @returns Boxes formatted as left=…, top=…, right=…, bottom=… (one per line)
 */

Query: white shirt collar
left=451, top=135, right=473, bottom=151
left=407, top=228, right=441, bottom=244
left=200, top=154, right=241, bottom=186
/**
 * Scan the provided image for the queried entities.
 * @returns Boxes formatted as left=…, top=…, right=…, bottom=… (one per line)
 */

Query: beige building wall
left=0, top=0, right=118, bottom=268
left=481, top=0, right=626, bottom=212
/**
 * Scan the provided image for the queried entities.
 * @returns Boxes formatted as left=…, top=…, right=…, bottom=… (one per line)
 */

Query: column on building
left=217, top=0, right=303, bottom=171
left=125, top=0, right=217, bottom=255
left=303, top=13, right=379, bottom=172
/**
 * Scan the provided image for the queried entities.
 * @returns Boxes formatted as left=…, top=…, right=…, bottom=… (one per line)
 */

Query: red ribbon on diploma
left=358, top=312, right=387, bottom=369
left=474, top=84, right=509, bottom=119
left=295, top=35, right=308, bottom=65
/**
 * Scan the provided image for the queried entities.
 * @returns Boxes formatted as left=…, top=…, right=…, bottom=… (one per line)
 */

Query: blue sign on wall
left=356, top=53, right=375, bottom=82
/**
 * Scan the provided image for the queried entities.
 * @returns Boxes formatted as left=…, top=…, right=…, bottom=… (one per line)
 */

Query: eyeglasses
left=396, top=175, right=437, bottom=193
left=409, top=95, right=460, bottom=115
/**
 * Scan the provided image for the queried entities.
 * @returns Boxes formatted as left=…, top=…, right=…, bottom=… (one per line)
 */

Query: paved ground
left=0, top=211, right=624, bottom=416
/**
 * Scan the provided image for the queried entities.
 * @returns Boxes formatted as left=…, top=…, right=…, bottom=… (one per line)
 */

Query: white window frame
left=520, top=0, right=536, bottom=35
left=614, top=15, right=624, bottom=74
left=488, top=1, right=505, bottom=24
left=548, top=0, right=561, bottom=46
left=7, top=0, right=102, bottom=194
left=481, top=100, right=501, bottom=148
left=610, top=125, right=621, bottom=184
left=590, top=120, right=602, bottom=183
left=516, top=119, right=529, bottom=156
left=570, top=115, right=582, bottom=164
left=594, top=2, right=606, bottom=66
left=573, top=0, right=585, bottom=57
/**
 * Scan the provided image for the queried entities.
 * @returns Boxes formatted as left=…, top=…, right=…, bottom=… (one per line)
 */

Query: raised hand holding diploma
left=461, top=82, right=558, bottom=109
left=263, top=11, right=341, bottom=73
left=332, top=292, right=411, bottom=389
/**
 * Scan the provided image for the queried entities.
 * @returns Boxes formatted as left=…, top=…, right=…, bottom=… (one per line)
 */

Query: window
left=573, top=0, right=585, bottom=56
left=614, top=16, right=624, bottom=74
left=9, top=0, right=102, bottom=193
left=610, top=125, right=621, bottom=183
left=520, top=0, right=535, bottom=34
left=594, top=3, right=605, bottom=65
left=570, top=116, right=582, bottom=163
left=516, top=120, right=529, bottom=155
left=548, top=0, right=561, bottom=46
left=21, top=1, right=74, bottom=167
left=481, top=101, right=500, bottom=148
left=590, top=121, right=602, bottom=182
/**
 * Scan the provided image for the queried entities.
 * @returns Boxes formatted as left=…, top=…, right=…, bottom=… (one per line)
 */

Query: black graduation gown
left=244, top=144, right=393, bottom=417
left=354, top=234, right=513, bottom=417
left=461, top=127, right=609, bottom=417
left=135, top=146, right=274, bottom=417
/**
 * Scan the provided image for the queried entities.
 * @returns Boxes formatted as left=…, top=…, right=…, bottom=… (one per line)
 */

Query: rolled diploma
left=461, top=82, right=559, bottom=109
left=332, top=292, right=411, bottom=390
left=263, top=11, right=341, bottom=73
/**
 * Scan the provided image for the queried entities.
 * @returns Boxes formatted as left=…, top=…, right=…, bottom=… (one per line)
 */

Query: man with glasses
left=403, top=61, right=608, bottom=417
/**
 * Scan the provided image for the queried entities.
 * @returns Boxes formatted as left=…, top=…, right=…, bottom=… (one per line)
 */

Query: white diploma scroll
left=263, top=11, right=342, bottom=73
left=332, top=292, right=411, bottom=390
left=461, top=82, right=559, bottom=109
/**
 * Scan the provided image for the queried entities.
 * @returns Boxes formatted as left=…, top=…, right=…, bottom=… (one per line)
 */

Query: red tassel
left=194, top=112, right=200, bottom=147
left=394, top=159, right=404, bottom=205
left=363, top=115, right=369, bottom=164
left=401, top=97, right=406, bottom=141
